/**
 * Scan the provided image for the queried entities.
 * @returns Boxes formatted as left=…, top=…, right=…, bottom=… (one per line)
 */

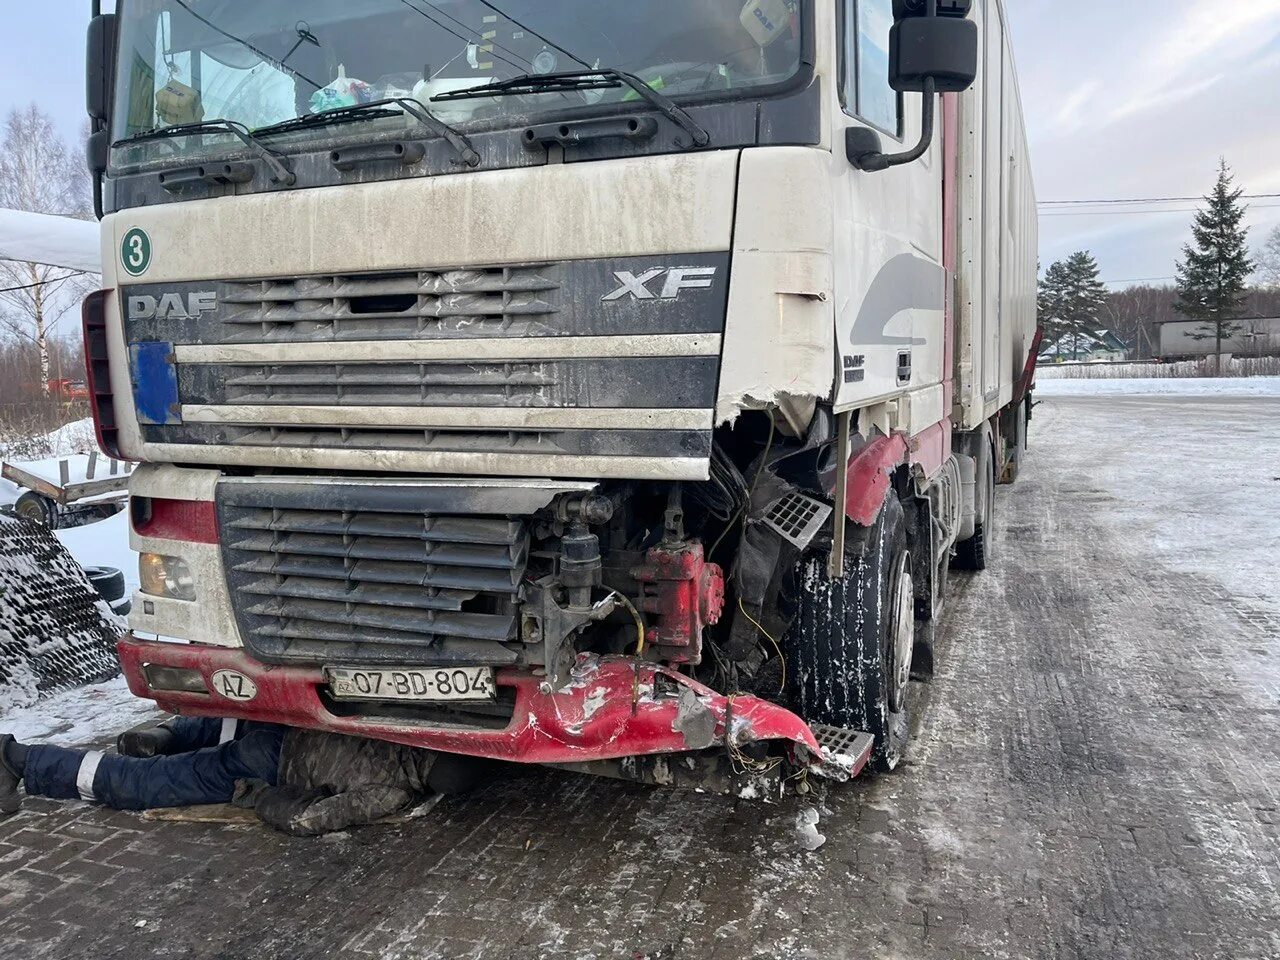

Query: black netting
left=0, top=515, right=124, bottom=710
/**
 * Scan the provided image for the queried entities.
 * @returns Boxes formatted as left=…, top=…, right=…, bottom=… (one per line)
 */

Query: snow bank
left=0, top=417, right=98, bottom=462
left=1036, top=376, right=1280, bottom=397
left=0, top=676, right=159, bottom=745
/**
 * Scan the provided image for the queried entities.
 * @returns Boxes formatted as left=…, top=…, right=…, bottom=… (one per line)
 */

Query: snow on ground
left=56, top=508, right=139, bottom=592
left=1036, top=375, right=1280, bottom=397
left=0, top=676, right=159, bottom=745
left=0, top=475, right=17, bottom=507
left=1034, top=392, right=1280, bottom=613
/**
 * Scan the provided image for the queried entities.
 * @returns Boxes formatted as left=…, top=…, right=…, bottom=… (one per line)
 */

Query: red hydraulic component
left=630, top=541, right=725, bottom=664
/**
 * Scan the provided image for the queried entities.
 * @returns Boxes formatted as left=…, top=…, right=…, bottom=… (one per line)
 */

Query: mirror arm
left=851, top=77, right=936, bottom=172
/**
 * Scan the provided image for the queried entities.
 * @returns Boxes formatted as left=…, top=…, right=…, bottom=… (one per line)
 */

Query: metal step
left=809, top=724, right=876, bottom=781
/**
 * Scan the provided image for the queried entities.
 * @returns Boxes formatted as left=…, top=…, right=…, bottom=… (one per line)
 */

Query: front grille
left=218, top=482, right=531, bottom=666
left=193, top=424, right=709, bottom=458
left=217, top=265, right=559, bottom=343
left=182, top=356, right=718, bottom=409
left=122, top=253, right=728, bottom=479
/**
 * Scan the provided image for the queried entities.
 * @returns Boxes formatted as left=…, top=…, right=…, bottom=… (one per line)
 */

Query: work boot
left=0, top=734, right=24, bottom=816
left=116, top=725, right=179, bottom=759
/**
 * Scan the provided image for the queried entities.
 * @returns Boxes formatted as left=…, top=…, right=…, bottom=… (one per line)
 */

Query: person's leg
left=18, top=726, right=283, bottom=811
left=117, top=717, right=240, bottom=758
left=1, top=735, right=26, bottom=815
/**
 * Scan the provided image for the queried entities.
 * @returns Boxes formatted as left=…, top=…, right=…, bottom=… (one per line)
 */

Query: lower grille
left=218, top=481, right=532, bottom=666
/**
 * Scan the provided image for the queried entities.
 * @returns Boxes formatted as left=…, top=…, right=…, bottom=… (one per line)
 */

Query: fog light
left=142, top=663, right=207, bottom=694
left=139, top=553, right=197, bottom=601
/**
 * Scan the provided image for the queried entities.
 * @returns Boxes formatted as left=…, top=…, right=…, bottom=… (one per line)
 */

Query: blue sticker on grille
left=129, top=341, right=181, bottom=425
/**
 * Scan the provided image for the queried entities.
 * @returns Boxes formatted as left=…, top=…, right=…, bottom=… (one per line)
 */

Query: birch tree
left=0, top=106, right=93, bottom=396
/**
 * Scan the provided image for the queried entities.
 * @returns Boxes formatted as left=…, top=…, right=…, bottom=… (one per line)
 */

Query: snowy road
left=1, top=393, right=1278, bottom=960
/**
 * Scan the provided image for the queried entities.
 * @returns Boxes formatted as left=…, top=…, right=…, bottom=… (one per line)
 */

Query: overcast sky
left=2, top=1, right=1279, bottom=289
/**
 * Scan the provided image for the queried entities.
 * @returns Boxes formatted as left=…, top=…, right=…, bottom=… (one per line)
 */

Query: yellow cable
left=737, top=596, right=786, bottom=694
left=610, top=590, right=646, bottom=657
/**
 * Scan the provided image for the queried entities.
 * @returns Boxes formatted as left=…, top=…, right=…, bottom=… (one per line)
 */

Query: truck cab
left=85, top=0, right=1035, bottom=795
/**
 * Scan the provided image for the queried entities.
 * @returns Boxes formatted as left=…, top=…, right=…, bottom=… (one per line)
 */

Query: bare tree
left=1258, top=225, right=1280, bottom=291
left=0, top=106, right=93, bottom=396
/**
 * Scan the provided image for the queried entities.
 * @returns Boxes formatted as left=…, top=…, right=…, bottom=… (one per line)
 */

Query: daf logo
left=127, top=291, right=217, bottom=321
left=602, top=266, right=717, bottom=302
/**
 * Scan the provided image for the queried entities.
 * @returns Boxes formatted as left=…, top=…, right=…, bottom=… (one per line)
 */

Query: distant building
left=1038, top=328, right=1131, bottom=363
left=1155, top=316, right=1280, bottom=360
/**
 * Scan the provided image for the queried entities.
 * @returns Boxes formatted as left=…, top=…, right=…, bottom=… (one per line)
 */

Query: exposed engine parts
left=631, top=540, right=725, bottom=666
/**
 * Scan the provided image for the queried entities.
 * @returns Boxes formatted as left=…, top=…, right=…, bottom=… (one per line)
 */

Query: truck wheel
left=953, top=441, right=994, bottom=571
left=83, top=565, right=127, bottom=603
left=786, top=495, right=913, bottom=772
left=14, top=491, right=58, bottom=528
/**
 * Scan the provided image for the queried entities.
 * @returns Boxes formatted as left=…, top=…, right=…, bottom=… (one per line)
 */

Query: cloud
left=1046, top=79, right=1102, bottom=136
left=1101, top=0, right=1280, bottom=126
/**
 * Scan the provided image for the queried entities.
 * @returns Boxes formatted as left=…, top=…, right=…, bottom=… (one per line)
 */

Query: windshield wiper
left=433, top=69, right=711, bottom=149
left=254, top=99, right=480, bottom=168
left=115, top=119, right=295, bottom=185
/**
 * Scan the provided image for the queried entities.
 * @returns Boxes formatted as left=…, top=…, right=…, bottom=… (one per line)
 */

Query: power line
left=0, top=272, right=89, bottom=295
left=1039, top=193, right=1280, bottom=206
left=1101, top=276, right=1177, bottom=285
left=1040, top=203, right=1280, bottom=217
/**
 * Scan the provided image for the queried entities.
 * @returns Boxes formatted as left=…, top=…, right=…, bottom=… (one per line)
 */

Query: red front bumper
left=117, top=635, right=825, bottom=766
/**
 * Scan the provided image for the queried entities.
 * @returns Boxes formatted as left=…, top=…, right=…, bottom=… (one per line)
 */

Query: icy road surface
left=1, top=392, right=1277, bottom=960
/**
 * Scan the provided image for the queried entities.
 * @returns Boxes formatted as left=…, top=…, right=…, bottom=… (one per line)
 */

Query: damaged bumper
left=117, top=636, right=870, bottom=790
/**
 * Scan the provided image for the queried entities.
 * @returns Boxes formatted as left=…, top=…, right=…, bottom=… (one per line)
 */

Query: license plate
left=325, top=666, right=495, bottom=702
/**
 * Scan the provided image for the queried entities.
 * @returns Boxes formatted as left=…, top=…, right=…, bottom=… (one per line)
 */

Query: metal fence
left=1037, top=357, right=1280, bottom=379
left=0, top=515, right=123, bottom=711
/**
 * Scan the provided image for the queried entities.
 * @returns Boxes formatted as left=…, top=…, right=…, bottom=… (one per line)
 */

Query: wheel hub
left=888, top=553, right=914, bottom=714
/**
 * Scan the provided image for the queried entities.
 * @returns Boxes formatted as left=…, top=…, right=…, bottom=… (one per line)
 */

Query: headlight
left=139, top=553, right=197, bottom=601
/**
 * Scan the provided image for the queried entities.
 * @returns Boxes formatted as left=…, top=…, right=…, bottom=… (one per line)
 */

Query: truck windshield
left=111, top=0, right=804, bottom=169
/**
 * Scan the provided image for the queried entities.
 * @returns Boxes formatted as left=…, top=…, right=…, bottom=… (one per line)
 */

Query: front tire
left=786, top=495, right=914, bottom=771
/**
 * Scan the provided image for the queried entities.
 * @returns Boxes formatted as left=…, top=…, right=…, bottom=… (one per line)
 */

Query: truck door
left=831, top=0, right=946, bottom=423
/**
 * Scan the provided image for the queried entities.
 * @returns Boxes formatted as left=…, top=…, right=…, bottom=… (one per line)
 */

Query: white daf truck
left=83, top=0, right=1036, bottom=794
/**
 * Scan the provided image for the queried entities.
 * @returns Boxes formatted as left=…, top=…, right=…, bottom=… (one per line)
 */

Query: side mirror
left=86, top=14, right=117, bottom=123
left=86, top=13, right=117, bottom=220
left=889, top=16, right=977, bottom=93
left=848, top=0, right=977, bottom=172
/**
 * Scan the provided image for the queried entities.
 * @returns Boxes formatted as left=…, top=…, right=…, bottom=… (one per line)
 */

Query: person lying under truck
left=0, top=719, right=489, bottom=835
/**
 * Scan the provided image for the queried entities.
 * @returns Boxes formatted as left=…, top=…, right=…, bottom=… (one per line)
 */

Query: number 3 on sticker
left=121, top=227, right=151, bottom=276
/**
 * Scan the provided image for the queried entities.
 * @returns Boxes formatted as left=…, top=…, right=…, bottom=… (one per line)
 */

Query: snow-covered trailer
left=83, top=0, right=1036, bottom=795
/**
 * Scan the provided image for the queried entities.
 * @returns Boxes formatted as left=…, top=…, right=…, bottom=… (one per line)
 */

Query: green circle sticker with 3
left=121, top=227, right=152, bottom=276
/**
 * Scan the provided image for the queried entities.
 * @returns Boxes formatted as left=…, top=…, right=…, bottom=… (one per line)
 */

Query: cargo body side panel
left=953, top=0, right=1037, bottom=430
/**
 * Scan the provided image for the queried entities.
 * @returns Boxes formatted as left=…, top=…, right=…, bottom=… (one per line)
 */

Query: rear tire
left=953, top=441, right=994, bottom=571
left=14, top=491, right=58, bottom=528
left=786, top=495, right=914, bottom=772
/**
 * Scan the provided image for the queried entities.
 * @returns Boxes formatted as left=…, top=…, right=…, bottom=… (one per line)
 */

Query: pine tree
left=1174, top=159, right=1255, bottom=372
left=1038, top=251, right=1107, bottom=360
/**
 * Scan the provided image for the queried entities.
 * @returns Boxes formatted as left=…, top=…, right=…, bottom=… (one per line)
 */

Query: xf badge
left=602, top=266, right=717, bottom=302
